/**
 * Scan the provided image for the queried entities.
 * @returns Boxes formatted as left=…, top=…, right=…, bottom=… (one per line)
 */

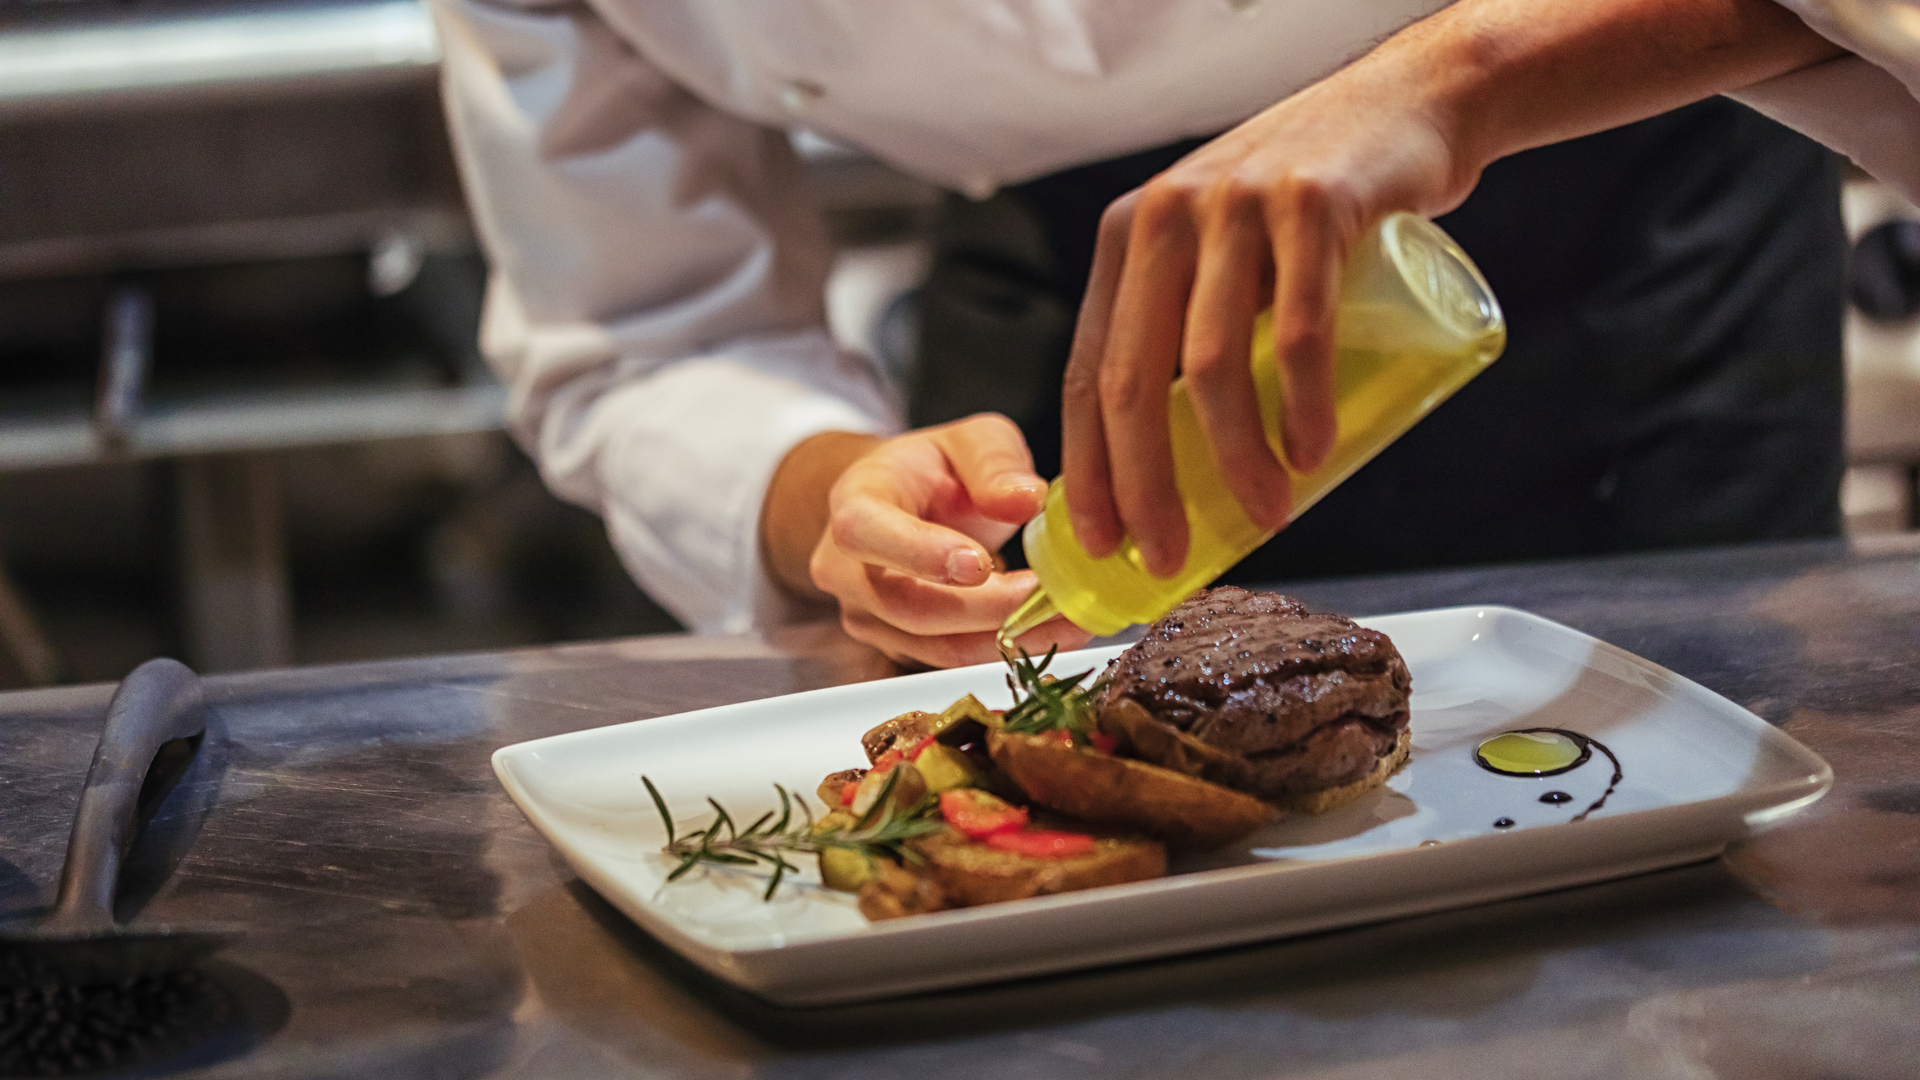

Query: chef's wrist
left=1350, top=13, right=1506, bottom=201
left=1363, top=0, right=1847, bottom=191
left=759, top=431, right=881, bottom=602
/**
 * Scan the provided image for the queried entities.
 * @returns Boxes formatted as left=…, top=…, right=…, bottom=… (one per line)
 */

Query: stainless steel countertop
left=3, top=537, right=1917, bottom=1078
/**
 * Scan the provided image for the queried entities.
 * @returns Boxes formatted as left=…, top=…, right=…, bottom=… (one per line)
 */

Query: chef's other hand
left=1059, top=52, right=1472, bottom=578
left=761, top=416, right=1089, bottom=669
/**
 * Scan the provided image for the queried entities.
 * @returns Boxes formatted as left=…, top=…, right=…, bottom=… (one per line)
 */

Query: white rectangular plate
left=493, top=606, right=1831, bottom=1005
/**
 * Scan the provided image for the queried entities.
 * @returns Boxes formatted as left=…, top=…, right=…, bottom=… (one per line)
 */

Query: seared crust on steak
left=1100, top=587, right=1411, bottom=804
left=1279, top=728, right=1411, bottom=815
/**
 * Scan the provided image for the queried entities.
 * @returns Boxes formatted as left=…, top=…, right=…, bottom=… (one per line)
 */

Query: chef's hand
left=1059, top=0, right=1842, bottom=578
left=1058, top=45, right=1475, bottom=578
left=760, top=417, right=1089, bottom=669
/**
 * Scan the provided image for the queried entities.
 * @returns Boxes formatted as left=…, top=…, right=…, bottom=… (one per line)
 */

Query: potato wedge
left=1095, top=698, right=1244, bottom=781
left=988, top=729, right=1273, bottom=849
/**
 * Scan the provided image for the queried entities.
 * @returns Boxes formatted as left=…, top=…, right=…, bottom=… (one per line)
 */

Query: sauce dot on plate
left=1493, top=817, right=1516, bottom=829
left=1474, top=730, right=1591, bottom=776
left=1540, top=790, right=1574, bottom=805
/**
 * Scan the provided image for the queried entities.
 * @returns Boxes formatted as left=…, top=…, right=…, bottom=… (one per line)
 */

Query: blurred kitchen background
left=0, top=0, right=1916, bottom=688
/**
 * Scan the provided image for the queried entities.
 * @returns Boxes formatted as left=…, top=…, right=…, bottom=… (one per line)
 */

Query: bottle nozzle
left=997, top=587, right=1062, bottom=656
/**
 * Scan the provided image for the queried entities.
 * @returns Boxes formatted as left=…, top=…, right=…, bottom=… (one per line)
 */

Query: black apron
left=910, top=98, right=1847, bottom=581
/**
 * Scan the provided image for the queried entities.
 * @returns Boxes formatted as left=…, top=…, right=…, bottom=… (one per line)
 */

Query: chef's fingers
left=816, top=555, right=1035, bottom=638
left=1101, top=182, right=1198, bottom=578
left=1269, top=187, right=1345, bottom=473
left=841, top=604, right=1089, bottom=670
left=825, top=486, right=996, bottom=587
left=1060, top=193, right=1134, bottom=558
left=1184, top=187, right=1291, bottom=532
left=859, top=563, right=1041, bottom=637
left=934, top=413, right=1048, bottom=524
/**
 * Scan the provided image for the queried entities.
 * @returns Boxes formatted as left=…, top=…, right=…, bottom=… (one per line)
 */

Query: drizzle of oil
left=1474, top=727, right=1623, bottom=823
left=1474, top=730, right=1590, bottom=776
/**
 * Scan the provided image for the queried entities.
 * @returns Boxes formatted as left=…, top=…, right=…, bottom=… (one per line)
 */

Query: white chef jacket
left=429, top=0, right=1920, bottom=637
left=428, top=0, right=1451, bottom=634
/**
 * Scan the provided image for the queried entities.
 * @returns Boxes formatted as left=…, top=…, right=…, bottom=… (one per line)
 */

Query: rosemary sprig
left=642, top=772, right=944, bottom=900
left=1000, top=645, right=1108, bottom=737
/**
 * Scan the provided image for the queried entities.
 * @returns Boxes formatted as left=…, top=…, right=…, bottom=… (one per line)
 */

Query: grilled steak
left=1099, top=587, right=1411, bottom=802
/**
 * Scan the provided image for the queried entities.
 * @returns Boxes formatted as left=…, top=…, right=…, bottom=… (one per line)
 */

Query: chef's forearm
left=1370, top=0, right=1845, bottom=195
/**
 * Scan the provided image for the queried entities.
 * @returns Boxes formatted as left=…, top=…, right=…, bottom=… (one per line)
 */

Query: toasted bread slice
left=1275, top=728, right=1411, bottom=815
left=854, top=824, right=1166, bottom=920
left=988, top=730, right=1273, bottom=849
left=911, top=827, right=1164, bottom=908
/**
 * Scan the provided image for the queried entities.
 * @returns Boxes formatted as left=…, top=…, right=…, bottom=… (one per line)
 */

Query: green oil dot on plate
left=1474, top=730, right=1588, bottom=776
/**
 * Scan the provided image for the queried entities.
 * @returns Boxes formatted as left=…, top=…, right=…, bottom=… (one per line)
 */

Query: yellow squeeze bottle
left=999, top=212, right=1505, bottom=646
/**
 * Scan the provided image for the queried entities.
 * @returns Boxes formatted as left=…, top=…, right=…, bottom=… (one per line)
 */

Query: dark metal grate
left=0, top=966, right=234, bottom=1078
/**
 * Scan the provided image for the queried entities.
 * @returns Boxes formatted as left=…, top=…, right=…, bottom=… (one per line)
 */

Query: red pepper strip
left=984, top=830, right=1096, bottom=859
left=839, top=780, right=858, bottom=807
left=906, top=733, right=941, bottom=762
left=1087, top=732, right=1119, bottom=754
left=939, top=788, right=1029, bottom=838
left=873, top=733, right=940, bottom=774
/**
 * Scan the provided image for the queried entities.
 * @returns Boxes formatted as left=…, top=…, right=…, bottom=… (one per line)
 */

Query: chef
left=428, top=0, right=1853, bottom=668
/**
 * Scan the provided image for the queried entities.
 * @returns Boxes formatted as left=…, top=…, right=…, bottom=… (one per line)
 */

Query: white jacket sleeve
left=1728, top=53, right=1920, bottom=204
left=1725, top=0, right=1920, bottom=203
left=430, top=0, right=903, bottom=634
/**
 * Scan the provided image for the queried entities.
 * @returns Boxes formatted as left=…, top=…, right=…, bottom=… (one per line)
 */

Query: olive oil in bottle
left=1000, top=212, right=1505, bottom=645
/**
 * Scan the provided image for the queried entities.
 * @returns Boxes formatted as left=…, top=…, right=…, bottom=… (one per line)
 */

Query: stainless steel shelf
left=0, top=0, right=439, bottom=111
left=0, top=379, right=505, bottom=471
